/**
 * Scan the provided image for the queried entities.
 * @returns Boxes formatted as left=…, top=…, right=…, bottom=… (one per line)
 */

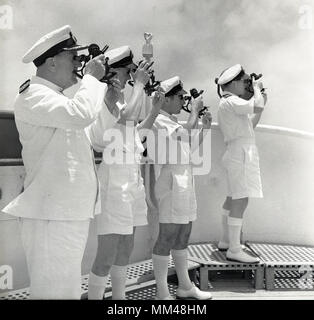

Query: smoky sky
left=1, top=0, right=313, bottom=132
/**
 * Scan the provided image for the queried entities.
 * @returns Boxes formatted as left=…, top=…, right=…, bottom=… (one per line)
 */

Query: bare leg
left=92, top=234, right=120, bottom=276
left=218, top=197, right=232, bottom=250
left=229, top=197, right=248, bottom=219
left=153, top=223, right=181, bottom=299
left=110, top=230, right=136, bottom=300
left=114, top=230, right=135, bottom=266
left=222, top=196, right=232, bottom=211
left=88, top=234, right=120, bottom=299
left=153, top=223, right=181, bottom=256
left=172, top=223, right=212, bottom=300
left=172, top=223, right=193, bottom=290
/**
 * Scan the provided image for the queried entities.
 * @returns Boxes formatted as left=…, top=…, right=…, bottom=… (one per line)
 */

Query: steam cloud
left=0, top=0, right=313, bottom=132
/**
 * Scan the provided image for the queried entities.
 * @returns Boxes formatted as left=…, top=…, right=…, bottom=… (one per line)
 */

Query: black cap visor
left=33, top=36, right=88, bottom=67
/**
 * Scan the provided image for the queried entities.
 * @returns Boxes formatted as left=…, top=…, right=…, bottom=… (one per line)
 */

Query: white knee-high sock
left=110, top=265, right=127, bottom=300
left=228, top=217, right=243, bottom=253
left=152, top=254, right=170, bottom=298
left=171, top=249, right=193, bottom=291
left=220, top=209, right=230, bottom=245
left=88, top=271, right=108, bottom=300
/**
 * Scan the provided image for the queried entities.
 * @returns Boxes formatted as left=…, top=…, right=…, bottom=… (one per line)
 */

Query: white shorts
left=19, top=218, right=89, bottom=299
left=222, top=140, right=263, bottom=199
left=96, top=163, right=148, bottom=235
left=155, top=165, right=197, bottom=224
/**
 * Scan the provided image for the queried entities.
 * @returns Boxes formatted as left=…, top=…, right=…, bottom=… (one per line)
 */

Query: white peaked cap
left=105, top=45, right=135, bottom=67
left=22, top=25, right=86, bottom=65
left=160, top=76, right=187, bottom=96
left=217, top=64, right=243, bottom=85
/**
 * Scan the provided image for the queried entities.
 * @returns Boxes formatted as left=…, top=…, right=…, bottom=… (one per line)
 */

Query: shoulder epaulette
left=19, top=79, right=31, bottom=94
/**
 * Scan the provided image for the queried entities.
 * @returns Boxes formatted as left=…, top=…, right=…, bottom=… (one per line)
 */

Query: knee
left=153, top=244, right=171, bottom=256
left=240, top=197, right=249, bottom=210
left=122, top=235, right=134, bottom=249
left=92, top=258, right=112, bottom=276
left=114, top=253, right=131, bottom=267
left=127, top=236, right=135, bottom=253
left=173, top=225, right=191, bottom=250
left=223, top=197, right=232, bottom=210
left=231, top=197, right=249, bottom=213
left=119, top=236, right=135, bottom=258
left=153, top=234, right=175, bottom=256
left=174, top=234, right=190, bottom=250
left=92, top=248, right=116, bottom=275
left=172, top=240, right=188, bottom=250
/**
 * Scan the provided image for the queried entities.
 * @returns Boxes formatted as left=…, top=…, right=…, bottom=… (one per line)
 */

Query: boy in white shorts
left=86, top=46, right=163, bottom=299
left=216, top=64, right=267, bottom=263
left=148, top=76, right=213, bottom=300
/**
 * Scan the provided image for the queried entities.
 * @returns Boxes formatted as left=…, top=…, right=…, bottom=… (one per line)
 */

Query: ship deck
left=1, top=242, right=313, bottom=300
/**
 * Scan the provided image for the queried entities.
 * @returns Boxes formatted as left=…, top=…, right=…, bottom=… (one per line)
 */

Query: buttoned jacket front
left=2, top=75, right=106, bottom=220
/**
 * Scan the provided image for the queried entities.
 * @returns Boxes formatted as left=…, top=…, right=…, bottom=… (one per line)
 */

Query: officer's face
left=114, top=66, right=132, bottom=89
left=168, top=94, right=185, bottom=114
left=53, top=51, right=82, bottom=89
left=239, top=74, right=254, bottom=100
left=232, top=74, right=251, bottom=97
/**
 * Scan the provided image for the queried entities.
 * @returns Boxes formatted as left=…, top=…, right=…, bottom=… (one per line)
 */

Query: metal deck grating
left=246, top=242, right=314, bottom=290
left=187, top=243, right=261, bottom=268
left=274, top=277, right=314, bottom=290
left=275, top=270, right=302, bottom=278
left=123, top=283, right=178, bottom=300
left=187, top=243, right=264, bottom=290
left=1, top=257, right=200, bottom=300
left=246, top=242, right=314, bottom=264
left=81, top=258, right=178, bottom=296
left=0, top=289, right=29, bottom=300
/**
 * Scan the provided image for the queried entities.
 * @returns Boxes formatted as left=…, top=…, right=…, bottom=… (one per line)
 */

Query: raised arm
left=251, top=92, right=267, bottom=128
left=252, top=77, right=265, bottom=114
left=119, top=61, right=152, bottom=123
left=15, top=55, right=107, bottom=130
left=182, top=95, right=204, bottom=131
left=190, top=111, right=212, bottom=152
left=138, top=89, right=165, bottom=133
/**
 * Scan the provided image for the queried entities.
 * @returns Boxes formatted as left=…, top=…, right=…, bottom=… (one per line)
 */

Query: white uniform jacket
left=2, top=75, right=106, bottom=220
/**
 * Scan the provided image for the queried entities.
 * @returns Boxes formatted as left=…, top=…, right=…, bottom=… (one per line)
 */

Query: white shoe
left=218, top=242, right=246, bottom=251
left=176, top=284, right=212, bottom=300
left=154, top=295, right=175, bottom=300
left=217, top=241, right=229, bottom=251
left=226, top=249, right=260, bottom=263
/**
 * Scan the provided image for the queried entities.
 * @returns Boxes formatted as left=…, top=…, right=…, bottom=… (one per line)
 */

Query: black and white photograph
left=0, top=0, right=314, bottom=314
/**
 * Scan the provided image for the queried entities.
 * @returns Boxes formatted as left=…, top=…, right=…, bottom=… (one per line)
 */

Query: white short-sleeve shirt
left=217, top=91, right=255, bottom=143
left=87, top=99, right=144, bottom=164
left=149, top=110, right=191, bottom=165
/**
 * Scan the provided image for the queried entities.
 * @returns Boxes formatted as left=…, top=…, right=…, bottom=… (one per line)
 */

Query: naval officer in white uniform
left=148, top=76, right=213, bottom=300
left=216, top=64, right=267, bottom=263
left=86, top=46, right=158, bottom=300
left=2, top=25, right=108, bottom=299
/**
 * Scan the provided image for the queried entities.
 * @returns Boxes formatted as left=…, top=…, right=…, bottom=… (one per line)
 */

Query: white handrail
left=179, top=121, right=314, bottom=140
left=1, top=123, right=313, bottom=222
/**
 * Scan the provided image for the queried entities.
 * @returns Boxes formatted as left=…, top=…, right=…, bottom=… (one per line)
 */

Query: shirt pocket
left=154, top=169, right=172, bottom=200
left=101, top=165, right=133, bottom=202
left=242, top=145, right=258, bottom=164
left=171, top=171, right=194, bottom=215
